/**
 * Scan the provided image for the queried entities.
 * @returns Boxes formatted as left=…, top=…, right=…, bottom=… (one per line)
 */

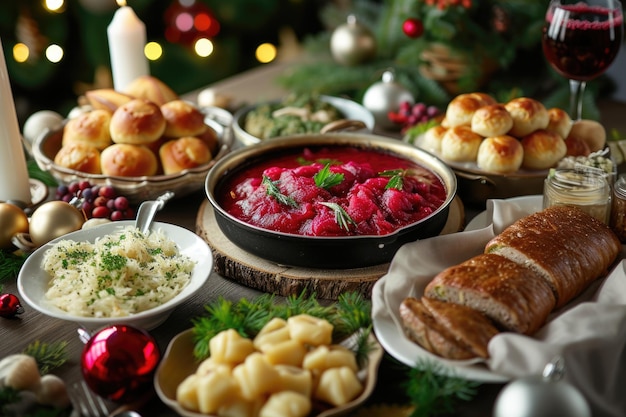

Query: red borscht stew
left=216, top=146, right=447, bottom=237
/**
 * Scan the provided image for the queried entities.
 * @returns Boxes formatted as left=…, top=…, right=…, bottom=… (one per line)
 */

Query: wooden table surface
left=2, top=59, right=626, bottom=417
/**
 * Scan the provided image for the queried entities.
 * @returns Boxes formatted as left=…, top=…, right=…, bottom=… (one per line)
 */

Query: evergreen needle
left=262, top=175, right=298, bottom=207
left=314, top=163, right=344, bottom=189
left=319, top=202, right=356, bottom=232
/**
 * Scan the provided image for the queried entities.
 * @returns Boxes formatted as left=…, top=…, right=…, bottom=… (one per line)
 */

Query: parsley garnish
left=319, top=202, right=356, bottom=232
left=314, top=163, right=344, bottom=189
left=262, top=175, right=298, bottom=207
left=100, top=252, right=126, bottom=271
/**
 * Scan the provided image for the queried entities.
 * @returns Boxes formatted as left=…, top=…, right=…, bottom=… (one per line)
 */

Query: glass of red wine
left=542, top=0, right=623, bottom=120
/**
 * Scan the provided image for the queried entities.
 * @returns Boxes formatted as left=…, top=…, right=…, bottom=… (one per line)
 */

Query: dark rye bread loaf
left=484, top=205, right=621, bottom=307
left=399, top=297, right=499, bottom=359
left=424, top=253, right=556, bottom=334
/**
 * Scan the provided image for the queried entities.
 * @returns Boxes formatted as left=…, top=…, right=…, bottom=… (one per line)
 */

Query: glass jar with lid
left=610, top=174, right=626, bottom=242
left=543, top=167, right=611, bottom=224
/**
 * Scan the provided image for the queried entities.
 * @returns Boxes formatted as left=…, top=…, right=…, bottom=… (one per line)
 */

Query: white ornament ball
left=22, top=110, right=64, bottom=145
left=330, top=15, right=376, bottom=66
left=362, top=70, right=414, bottom=130
left=493, top=358, right=591, bottom=417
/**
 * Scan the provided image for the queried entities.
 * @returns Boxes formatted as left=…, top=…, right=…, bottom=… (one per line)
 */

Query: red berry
left=94, top=196, right=108, bottom=207
left=403, top=18, right=424, bottom=38
left=99, top=186, right=116, bottom=199
left=78, top=180, right=92, bottom=190
left=111, top=210, right=124, bottom=221
left=68, top=182, right=81, bottom=194
left=114, top=196, right=129, bottom=211
left=92, top=206, right=111, bottom=218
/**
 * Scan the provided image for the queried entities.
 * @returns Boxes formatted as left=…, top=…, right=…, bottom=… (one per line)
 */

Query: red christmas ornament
left=0, top=293, right=24, bottom=318
left=81, top=325, right=160, bottom=403
left=403, top=18, right=424, bottom=38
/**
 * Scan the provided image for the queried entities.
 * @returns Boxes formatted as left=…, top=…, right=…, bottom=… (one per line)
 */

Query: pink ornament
left=402, top=18, right=424, bottom=38
left=81, top=325, right=160, bottom=402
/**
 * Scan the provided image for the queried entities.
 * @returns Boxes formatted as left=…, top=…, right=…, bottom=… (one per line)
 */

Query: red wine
left=543, top=4, right=623, bottom=81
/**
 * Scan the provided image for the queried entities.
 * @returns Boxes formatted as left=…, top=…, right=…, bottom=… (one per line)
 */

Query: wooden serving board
left=195, top=197, right=465, bottom=300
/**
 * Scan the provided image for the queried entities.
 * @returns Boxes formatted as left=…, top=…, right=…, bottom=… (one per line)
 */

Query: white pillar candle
left=0, top=39, right=32, bottom=204
left=107, top=1, right=149, bottom=91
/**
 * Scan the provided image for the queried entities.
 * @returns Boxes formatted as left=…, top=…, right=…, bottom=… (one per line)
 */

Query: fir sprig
left=192, top=292, right=372, bottom=362
left=22, top=340, right=69, bottom=375
left=0, top=250, right=28, bottom=283
left=262, top=175, right=298, bottom=208
left=319, top=202, right=356, bottom=232
left=403, top=359, right=480, bottom=417
left=314, top=163, right=344, bottom=189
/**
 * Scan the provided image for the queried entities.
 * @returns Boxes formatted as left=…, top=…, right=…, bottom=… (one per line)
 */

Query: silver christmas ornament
left=362, top=70, right=414, bottom=130
left=493, top=357, right=591, bottom=417
left=330, top=15, right=376, bottom=66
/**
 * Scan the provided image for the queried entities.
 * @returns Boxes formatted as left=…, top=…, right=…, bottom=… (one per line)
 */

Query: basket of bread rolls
left=31, top=76, right=233, bottom=203
left=414, top=92, right=607, bottom=206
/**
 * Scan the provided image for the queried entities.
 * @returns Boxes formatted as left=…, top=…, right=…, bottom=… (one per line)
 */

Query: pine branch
left=22, top=340, right=69, bottom=375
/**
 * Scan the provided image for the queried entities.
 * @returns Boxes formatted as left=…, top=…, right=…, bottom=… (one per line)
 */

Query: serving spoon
left=134, top=191, right=175, bottom=234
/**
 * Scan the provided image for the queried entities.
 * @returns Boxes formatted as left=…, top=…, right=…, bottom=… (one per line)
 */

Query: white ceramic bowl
left=232, top=95, right=376, bottom=146
left=17, top=221, right=212, bottom=331
left=31, top=106, right=233, bottom=204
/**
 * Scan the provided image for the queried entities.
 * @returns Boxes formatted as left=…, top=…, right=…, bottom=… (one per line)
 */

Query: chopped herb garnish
left=314, top=163, right=344, bottom=189
left=100, top=252, right=127, bottom=271
left=319, top=202, right=356, bottom=232
left=380, top=169, right=405, bottom=190
left=262, top=175, right=298, bottom=207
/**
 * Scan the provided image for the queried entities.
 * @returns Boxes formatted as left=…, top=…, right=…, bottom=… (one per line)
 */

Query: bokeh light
left=145, top=42, right=163, bottom=61
left=44, top=0, right=65, bottom=12
left=255, top=43, right=277, bottom=63
left=194, top=38, right=214, bottom=57
left=45, top=44, right=63, bottom=63
left=13, top=43, right=30, bottom=63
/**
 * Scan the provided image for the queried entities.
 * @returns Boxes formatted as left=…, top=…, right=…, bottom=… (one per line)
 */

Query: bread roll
left=476, top=135, right=523, bottom=173
left=84, top=89, right=134, bottom=113
left=110, top=99, right=166, bottom=145
left=504, top=97, right=549, bottom=137
left=54, top=143, right=102, bottom=174
left=420, top=125, right=447, bottom=154
left=62, top=109, right=112, bottom=150
left=159, top=137, right=213, bottom=175
left=521, top=129, right=567, bottom=170
left=124, top=75, right=178, bottom=106
left=471, top=104, right=513, bottom=137
left=100, top=143, right=158, bottom=177
left=443, top=92, right=497, bottom=128
left=440, top=125, right=483, bottom=162
left=160, top=99, right=207, bottom=138
left=567, top=119, right=606, bottom=152
left=424, top=253, right=556, bottom=335
left=546, top=107, right=572, bottom=139
left=399, top=297, right=475, bottom=360
left=485, top=205, right=621, bottom=307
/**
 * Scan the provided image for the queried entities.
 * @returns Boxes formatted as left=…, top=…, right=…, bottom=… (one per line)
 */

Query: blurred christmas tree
left=279, top=0, right=614, bottom=120
left=0, top=0, right=325, bottom=124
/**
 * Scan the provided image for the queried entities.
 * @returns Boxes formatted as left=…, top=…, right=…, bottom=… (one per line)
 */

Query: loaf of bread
left=401, top=205, right=621, bottom=360
left=424, top=253, right=556, bottom=334
left=485, top=205, right=620, bottom=307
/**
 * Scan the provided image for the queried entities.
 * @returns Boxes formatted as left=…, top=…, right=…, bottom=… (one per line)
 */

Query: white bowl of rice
left=17, top=221, right=212, bottom=331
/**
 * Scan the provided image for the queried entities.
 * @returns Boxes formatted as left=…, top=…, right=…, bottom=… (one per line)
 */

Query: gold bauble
left=0, top=203, right=29, bottom=249
left=330, top=14, right=377, bottom=66
left=29, top=201, right=85, bottom=247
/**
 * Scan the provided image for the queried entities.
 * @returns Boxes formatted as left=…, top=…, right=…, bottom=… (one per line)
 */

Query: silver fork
left=68, top=380, right=111, bottom=417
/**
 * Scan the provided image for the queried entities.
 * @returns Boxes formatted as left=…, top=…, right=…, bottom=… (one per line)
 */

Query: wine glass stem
left=569, top=79, right=586, bottom=121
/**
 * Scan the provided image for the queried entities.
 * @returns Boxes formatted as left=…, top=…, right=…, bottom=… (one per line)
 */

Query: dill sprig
left=314, top=163, right=344, bottom=189
left=22, top=340, right=69, bottom=375
left=404, top=359, right=480, bottom=417
left=262, top=175, right=298, bottom=208
left=319, top=202, right=356, bottom=232
left=191, top=292, right=372, bottom=362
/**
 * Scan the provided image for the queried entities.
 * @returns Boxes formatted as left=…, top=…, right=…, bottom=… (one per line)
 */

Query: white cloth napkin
left=372, top=197, right=626, bottom=417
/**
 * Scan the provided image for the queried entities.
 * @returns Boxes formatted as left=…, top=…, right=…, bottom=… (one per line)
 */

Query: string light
left=145, top=41, right=163, bottom=61
left=194, top=38, right=213, bottom=57
left=12, top=43, right=29, bottom=63
left=255, top=43, right=277, bottom=63
left=45, top=44, right=63, bottom=63
left=44, top=0, right=65, bottom=12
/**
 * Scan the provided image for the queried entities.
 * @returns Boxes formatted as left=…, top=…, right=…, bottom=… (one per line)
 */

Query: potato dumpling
left=273, top=365, right=313, bottom=397
left=253, top=317, right=291, bottom=349
left=287, top=314, right=333, bottom=346
left=260, top=339, right=307, bottom=367
left=196, top=368, right=240, bottom=414
left=233, top=352, right=280, bottom=401
left=302, top=345, right=358, bottom=373
left=210, top=329, right=255, bottom=365
left=259, top=391, right=311, bottom=417
left=314, top=366, right=363, bottom=407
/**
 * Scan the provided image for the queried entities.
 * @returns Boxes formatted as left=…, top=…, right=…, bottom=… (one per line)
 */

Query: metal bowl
left=31, top=106, right=233, bottom=204
left=232, top=95, right=376, bottom=146
left=205, top=133, right=457, bottom=269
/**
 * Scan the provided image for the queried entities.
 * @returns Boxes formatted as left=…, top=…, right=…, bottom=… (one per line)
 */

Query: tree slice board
left=195, top=197, right=465, bottom=300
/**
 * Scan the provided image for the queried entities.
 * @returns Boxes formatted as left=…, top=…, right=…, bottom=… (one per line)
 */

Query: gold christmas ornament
left=0, top=203, right=29, bottom=249
left=28, top=201, right=85, bottom=247
left=330, top=15, right=376, bottom=66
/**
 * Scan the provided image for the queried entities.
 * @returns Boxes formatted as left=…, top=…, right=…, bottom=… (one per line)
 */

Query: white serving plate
left=18, top=221, right=212, bottom=331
